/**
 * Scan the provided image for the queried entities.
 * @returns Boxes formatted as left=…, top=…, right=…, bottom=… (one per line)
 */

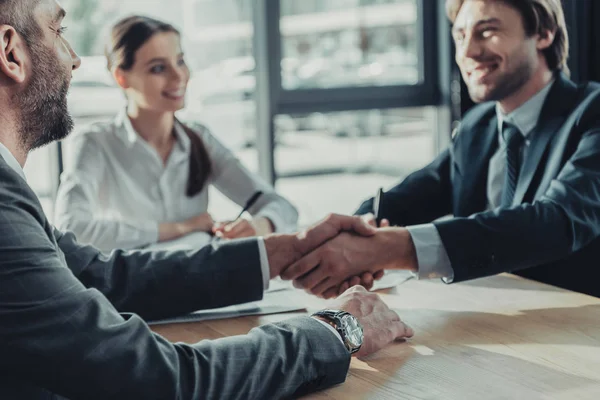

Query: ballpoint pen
left=234, top=191, right=263, bottom=221
left=373, top=188, right=384, bottom=227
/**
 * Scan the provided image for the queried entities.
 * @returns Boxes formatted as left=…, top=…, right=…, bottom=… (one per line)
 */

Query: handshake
left=264, top=213, right=420, bottom=299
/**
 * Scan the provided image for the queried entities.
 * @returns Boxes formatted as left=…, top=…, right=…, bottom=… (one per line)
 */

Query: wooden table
left=152, top=274, right=600, bottom=399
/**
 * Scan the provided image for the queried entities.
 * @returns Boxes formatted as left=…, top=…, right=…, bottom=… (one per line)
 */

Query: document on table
left=147, top=290, right=304, bottom=326
left=371, top=270, right=415, bottom=291
left=265, top=270, right=415, bottom=295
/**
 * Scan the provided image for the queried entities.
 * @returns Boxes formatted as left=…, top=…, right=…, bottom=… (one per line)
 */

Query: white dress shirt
left=54, top=110, right=298, bottom=253
left=407, top=79, right=555, bottom=281
left=0, top=143, right=25, bottom=181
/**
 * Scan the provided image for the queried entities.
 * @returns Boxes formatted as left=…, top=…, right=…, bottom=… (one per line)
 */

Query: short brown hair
left=0, top=0, right=42, bottom=47
left=446, top=0, right=569, bottom=75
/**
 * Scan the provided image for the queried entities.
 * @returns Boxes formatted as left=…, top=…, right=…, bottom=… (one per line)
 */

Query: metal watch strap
left=312, top=310, right=361, bottom=354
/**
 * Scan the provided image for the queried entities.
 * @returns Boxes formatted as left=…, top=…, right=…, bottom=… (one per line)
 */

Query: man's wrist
left=263, top=234, right=302, bottom=279
left=378, top=227, right=418, bottom=272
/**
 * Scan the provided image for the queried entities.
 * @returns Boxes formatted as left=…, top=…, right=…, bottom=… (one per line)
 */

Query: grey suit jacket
left=0, top=156, right=350, bottom=399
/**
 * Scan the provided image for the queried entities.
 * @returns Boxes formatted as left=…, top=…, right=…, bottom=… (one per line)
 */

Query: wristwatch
left=312, top=309, right=364, bottom=354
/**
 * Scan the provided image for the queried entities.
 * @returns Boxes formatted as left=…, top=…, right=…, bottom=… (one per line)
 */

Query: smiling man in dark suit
left=284, top=0, right=600, bottom=299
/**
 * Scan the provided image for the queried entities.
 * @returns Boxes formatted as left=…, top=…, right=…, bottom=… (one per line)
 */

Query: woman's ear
left=112, top=67, right=130, bottom=89
left=0, top=26, right=27, bottom=84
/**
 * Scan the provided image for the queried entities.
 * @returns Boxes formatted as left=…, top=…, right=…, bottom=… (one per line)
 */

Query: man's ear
left=536, top=29, right=556, bottom=51
left=0, top=25, right=27, bottom=84
left=112, top=67, right=130, bottom=89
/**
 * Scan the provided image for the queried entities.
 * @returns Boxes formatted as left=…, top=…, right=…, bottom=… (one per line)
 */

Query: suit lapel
left=512, top=74, right=579, bottom=205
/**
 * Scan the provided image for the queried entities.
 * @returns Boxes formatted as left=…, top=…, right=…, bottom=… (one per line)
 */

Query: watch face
left=341, top=314, right=364, bottom=348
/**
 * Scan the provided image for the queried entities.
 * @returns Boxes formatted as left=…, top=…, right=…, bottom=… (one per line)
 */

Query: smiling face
left=452, top=0, right=542, bottom=104
left=115, top=31, right=189, bottom=113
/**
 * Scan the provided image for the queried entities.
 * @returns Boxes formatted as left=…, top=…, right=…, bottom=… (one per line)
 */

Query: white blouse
left=54, top=110, right=298, bottom=252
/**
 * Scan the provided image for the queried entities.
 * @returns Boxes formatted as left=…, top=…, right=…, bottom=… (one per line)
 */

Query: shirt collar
left=496, top=78, right=555, bottom=140
left=0, top=141, right=26, bottom=181
left=114, top=109, right=191, bottom=154
left=114, top=108, right=139, bottom=147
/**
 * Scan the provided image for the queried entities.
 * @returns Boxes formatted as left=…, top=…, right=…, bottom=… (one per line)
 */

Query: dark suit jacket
left=0, top=156, right=350, bottom=399
left=357, top=73, right=600, bottom=297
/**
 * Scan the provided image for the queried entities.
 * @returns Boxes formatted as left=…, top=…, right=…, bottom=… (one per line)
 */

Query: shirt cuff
left=406, top=224, right=454, bottom=283
left=312, top=318, right=345, bottom=346
left=257, top=237, right=270, bottom=291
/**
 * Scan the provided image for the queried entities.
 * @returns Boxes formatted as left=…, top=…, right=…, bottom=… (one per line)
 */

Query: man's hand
left=281, top=227, right=418, bottom=297
left=264, top=214, right=377, bottom=280
left=324, top=285, right=414, bottom=358
left=337, top=213, right=391, bottom=293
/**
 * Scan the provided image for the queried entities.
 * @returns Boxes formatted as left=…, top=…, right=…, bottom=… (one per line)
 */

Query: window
left=274, top=107, right=439, bottom=225
left=280, top=0, right=420, bottom=90
left=266, top=0, right=442, bottom=225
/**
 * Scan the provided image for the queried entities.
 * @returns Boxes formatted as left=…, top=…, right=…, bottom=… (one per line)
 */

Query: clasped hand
left=278, top=213, right=417, bottom=299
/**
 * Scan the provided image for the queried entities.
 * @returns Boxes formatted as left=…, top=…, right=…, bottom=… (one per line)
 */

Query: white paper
left=147, top=291, right=305, bottom=325
left=370, top=270, right=415, bottom=291
left=265, top=277, right=294, bottom=293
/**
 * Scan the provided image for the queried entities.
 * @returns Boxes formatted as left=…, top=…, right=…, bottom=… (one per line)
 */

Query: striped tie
left=501, top=123, right=524, bottom=208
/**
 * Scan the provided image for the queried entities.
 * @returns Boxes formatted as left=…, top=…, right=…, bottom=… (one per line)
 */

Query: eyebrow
left=145, top=53, right=185, bottom=66
left=452, top=17, right=501, bottom=34
left=52, top=8, right=67, bottom=24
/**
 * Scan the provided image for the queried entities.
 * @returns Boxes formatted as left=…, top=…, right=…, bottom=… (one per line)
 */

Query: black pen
left=373, top=188, right=384, bottom=227
left=234, top=191, right=263, bottom=221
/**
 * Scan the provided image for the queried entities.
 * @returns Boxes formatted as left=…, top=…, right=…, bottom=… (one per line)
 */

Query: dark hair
left=106, top=15, right=211, bottom=197
left=446, top=0, right=569, bottom=76
left=0, top=0, right=42, bottom=48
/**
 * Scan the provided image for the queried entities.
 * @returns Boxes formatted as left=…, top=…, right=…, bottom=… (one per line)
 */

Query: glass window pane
left=280, top=0, right=420, bottom=90
left=275, top=107, right=437, bottom=226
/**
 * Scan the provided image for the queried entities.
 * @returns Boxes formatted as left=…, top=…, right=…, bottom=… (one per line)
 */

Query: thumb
left=361, top=213, right=377, bottom=227
left=380, top=218, right=390, bottom=227
left=349, top=216, right=377, bottom=237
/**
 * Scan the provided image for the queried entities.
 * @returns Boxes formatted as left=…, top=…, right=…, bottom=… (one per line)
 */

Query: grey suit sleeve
left=0, top=166, right=350, bottom=400
left=54, top=228, right=265, bottom=320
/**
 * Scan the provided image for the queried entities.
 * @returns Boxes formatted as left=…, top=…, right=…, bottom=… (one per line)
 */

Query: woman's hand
left=158, top=213, right=214, bottom=242
left=213, top=217, right=274, bottom=239
left=183, top=213, right=215, bottom=233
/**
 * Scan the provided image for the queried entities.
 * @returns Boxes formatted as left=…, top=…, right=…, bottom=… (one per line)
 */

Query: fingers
left=360, top=272, right=374, bottom=290
left=296, top=214, right=377, bottom=255
left=361, top=213, right=377, bottom=227
left=392, top=317, right=415, bottom=339
left=322, top=286, right=341, bottom=299
left=349, top=215, right=378, bottom=237
left=373, top=270, right=385, bottom=280
left=219, top=220, right=256, bottom=239
left=306, top=277, right=334, bottom=296
left=361, top=214, right=391, bottom=229
left=281, top=248, right=321, bottom=280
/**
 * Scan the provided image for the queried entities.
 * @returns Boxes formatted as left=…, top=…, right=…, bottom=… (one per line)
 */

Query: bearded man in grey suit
left=0, top=1, right=414, bottom=399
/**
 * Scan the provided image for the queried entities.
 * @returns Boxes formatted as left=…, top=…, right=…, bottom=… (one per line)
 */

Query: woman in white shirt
left=54, top=15, right=298, bottom=253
